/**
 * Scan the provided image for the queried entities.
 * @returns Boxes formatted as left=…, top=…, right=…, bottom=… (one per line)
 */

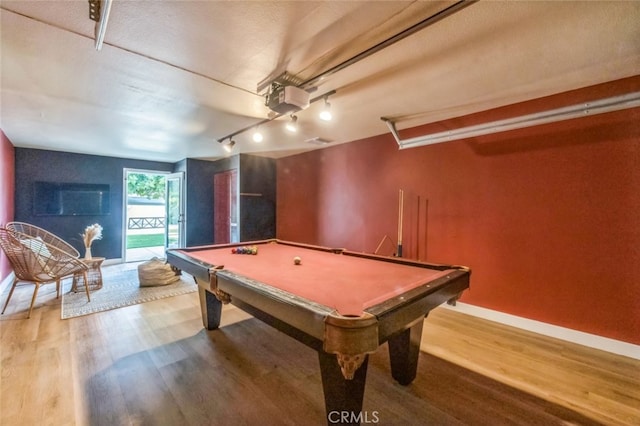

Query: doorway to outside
left=124, top=170, right=184, bottom=262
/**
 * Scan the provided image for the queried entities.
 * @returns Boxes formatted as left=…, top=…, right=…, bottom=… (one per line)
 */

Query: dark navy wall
left=181, top=154, right=275, bottom=245
left=15, top=148, right=174, bottom=259
left=182, top=156, right=238, bottom=246
left=239, top=155, right=276, bottom=241
left=14, top=149, right=276, bottom=256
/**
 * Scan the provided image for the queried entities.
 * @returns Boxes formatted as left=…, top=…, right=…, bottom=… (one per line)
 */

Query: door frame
left=165, top=172, right=185, bottom=249
left=123, top=168, right=183, bottom=262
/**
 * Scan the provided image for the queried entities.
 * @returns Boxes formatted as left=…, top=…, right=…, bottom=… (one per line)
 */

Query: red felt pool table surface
left=178, top=241, right=455, bottom=316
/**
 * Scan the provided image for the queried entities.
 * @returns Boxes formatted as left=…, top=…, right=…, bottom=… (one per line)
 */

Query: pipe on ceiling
left=218, top=0, right=477, bottom=143
left=298, top=0, right=477, bottom=90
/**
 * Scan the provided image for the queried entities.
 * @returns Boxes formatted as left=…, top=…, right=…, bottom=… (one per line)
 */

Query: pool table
left=166, top=239, right=470, bottom=424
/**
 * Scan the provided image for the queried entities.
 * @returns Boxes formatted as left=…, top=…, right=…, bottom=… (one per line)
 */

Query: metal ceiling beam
left=299, top=0, right=478, bottom=90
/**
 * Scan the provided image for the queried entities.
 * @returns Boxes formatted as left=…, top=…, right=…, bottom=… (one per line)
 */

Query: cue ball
left=294, top=256, right=301, bottom=265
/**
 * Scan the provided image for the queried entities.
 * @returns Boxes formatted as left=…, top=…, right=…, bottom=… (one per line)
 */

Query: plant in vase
left=82, top=223, right=103, bottom=259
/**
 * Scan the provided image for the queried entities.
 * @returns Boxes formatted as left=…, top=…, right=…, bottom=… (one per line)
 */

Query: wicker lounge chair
left=0, top=228, right=90, bottom=318
left=6, top=221, right=80, bottom=257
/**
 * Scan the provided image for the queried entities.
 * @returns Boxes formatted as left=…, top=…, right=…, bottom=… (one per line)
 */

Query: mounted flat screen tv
left=34, top=182, right=111, bottom=216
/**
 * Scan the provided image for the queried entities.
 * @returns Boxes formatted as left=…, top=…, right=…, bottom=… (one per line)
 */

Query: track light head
left=319, top=97, right=332, bottom=121
left=223, top=139, right=235, bottom=153
left=285, top=115, right=298, bottom=133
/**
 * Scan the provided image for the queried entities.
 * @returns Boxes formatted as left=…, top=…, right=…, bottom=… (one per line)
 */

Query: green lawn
left=127, top=233, right=164, bottom=249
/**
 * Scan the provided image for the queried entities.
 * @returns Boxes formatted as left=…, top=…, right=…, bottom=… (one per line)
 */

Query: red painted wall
left=277, top=77, right=640, bottom=345
left=0, top=130, right=16, bottom=281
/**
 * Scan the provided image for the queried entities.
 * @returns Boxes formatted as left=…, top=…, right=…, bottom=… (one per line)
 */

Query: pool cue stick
left=397, top=189, right=404, bottom=257
left=424, top=198, right=429, bottom=260
left=374, top=234, right=393, bottom=255
left=416, top=195, right=421, bottom=260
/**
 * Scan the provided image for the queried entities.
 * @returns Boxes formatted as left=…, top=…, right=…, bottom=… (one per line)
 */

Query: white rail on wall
left=382, top=91, right=640, bottom=149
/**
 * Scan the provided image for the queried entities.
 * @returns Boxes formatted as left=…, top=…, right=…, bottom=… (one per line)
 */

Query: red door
left=213, top=170, right=237, bottom=244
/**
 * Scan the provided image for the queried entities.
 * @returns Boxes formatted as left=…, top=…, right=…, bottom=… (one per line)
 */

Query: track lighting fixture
left=252, top=128, right=263, bottom=142
left=215, top=90, right=336, bottom=146
left=285, top=115, right=298, bottom=133
left=319, top=96, right=332, bottom=121
left=223, top=138, right=235, bottom=153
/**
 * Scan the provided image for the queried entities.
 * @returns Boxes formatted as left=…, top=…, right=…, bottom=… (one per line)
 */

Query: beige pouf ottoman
left=138, top=257, right=181, bottom=287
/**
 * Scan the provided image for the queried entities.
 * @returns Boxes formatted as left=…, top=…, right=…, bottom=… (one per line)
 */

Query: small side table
left=72, top=257, right=106, bottom=292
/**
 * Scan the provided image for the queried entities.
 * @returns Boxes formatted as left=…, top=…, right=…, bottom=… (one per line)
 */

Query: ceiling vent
left=305, top=137, right=333, bottom=145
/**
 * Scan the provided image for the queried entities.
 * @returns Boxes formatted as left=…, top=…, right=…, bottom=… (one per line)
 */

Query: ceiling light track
left=382, top=91, right=640, bottom=149
left=217, top=90, right=336, bottom=144
left=217, top=0, right=475, bottom=149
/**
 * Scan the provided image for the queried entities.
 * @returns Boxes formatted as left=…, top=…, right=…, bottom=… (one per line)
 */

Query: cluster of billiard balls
left=231, top=245, right=258, bottom=255
left=230, top=245, right=301, bottom=265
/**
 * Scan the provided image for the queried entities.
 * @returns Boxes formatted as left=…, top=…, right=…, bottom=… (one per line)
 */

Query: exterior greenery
left=127, top=173, right=166, bottom=199
left=126, top=233, right=164, bottom=249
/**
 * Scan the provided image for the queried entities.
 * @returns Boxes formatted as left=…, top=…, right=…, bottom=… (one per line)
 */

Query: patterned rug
left=61, top=264, right=197, bottom=319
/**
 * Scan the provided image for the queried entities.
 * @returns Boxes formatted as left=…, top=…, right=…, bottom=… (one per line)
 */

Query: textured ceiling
left=1, top=1, right=639, bottom=162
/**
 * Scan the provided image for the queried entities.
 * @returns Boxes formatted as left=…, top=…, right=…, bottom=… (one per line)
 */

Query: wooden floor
left=1, top=268, right=638, bottom=425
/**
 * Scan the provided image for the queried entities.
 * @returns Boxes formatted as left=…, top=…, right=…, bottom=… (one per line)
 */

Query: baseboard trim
left=0, top=259, right=120, bottom=292
left=442, top=302, right=640, bottom=360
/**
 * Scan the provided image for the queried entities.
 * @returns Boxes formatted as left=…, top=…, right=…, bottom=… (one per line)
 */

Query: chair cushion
left=20, top=236, right=54, bottom=277
left=20, top=236, right=52, bottom=258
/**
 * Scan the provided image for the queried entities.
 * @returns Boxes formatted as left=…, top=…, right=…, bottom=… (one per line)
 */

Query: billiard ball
left=294, top=256, right=301, bottom=265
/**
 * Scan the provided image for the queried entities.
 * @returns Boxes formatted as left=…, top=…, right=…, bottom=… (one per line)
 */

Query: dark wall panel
left=14, top=148, right=173, bottom=259
left=239, top=155, right=276, bottom=241
left=184, top=156, right=238, bottom=247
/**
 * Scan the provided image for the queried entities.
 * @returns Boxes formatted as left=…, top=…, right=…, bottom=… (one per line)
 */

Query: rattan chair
left=0, top=228, right=90, bottom=318
left=6, top=221, right=80, bottom=258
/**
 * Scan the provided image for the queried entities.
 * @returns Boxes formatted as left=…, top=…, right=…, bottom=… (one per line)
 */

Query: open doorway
left=124, top=169, right=184, bottom=262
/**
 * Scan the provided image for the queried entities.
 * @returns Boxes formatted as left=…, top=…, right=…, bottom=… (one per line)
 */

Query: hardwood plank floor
left=1, top=268, right=638, bottom=425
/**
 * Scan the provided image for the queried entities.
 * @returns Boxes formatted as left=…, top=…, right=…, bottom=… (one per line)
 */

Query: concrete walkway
left=126, top=246, right=165, bottom=262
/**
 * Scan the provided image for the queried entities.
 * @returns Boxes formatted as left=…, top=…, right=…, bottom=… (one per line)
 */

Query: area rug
left=61, top=265, right=197, bottom=319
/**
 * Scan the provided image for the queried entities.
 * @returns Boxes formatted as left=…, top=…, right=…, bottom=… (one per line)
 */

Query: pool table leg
left=198, top=286, right=222, bottom=330
left=318, top=351, right=369, bottom=426
left=388, top=317, right=424, bottom=385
